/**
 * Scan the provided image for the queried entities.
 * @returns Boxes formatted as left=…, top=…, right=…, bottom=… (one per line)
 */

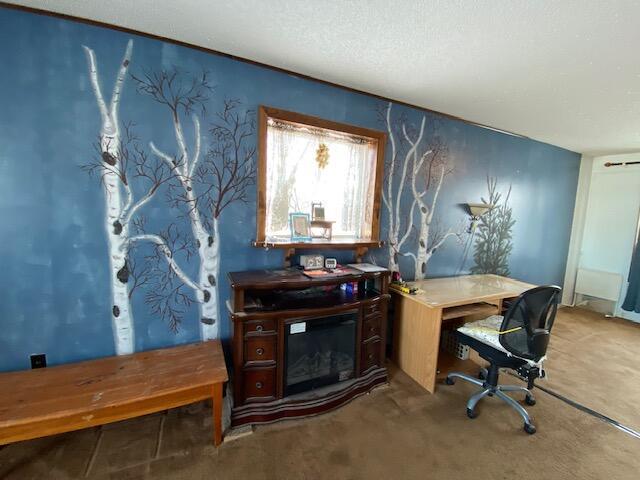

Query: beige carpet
left=0, top=307, right=638, bottom=480
left=544, top=307, right=640, bottom=430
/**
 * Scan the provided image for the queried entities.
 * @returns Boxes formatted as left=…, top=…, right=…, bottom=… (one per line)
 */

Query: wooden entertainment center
left=228, top=267, right=390, bottom=427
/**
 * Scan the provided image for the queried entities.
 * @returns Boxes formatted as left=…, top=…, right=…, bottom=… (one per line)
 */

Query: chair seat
left=457, top=315, right=509, bottom=354
left=457, top=316, right=544, bottom=368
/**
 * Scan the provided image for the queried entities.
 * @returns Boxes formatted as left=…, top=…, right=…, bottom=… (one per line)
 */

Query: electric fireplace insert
left=284, top=311, right=357, bottom=396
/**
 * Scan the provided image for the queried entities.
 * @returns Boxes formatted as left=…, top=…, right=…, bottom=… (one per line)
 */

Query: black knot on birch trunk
left=201, top=317, right=215, bottom=325
left=208, top=274, right=216, bottom=286
left=123, top=59, right=130, bottom=67
left=419, top=240, right=425, bottom=248
left=113, top=220, right=123, bottom=235
left=117, top=261, right=129, bottom=284
left=393, top=252, right=398, bottom=264
left=208, top=236, right=214, bottom=247
left=421, top=262, right=426, bottom=274
left=186, top=186, right=192, bottom=192
left=113, top=305, right=120, bottom=317
left=203, top=289, right=211, bottom=302
left=421, top=206, right=427, bottom=214
left=196, top=239, right=201, bottom=249
left=102, top=151, right=117, bottom=166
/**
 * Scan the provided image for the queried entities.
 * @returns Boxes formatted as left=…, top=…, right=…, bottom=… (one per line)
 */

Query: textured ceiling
left=5, top=0, right=640, bottom=154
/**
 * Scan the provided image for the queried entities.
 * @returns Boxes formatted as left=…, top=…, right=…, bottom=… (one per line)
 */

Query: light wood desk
left=392, top=274, right=535, bottom=393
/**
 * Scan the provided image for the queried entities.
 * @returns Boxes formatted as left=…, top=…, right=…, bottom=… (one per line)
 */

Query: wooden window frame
left=255, top=106, right=387, bottom=248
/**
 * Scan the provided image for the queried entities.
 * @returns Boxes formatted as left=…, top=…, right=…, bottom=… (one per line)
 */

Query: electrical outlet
left=30, top=353, right=47, bottom=369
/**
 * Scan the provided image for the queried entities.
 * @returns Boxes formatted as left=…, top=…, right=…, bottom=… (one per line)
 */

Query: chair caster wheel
left=524, top=423, right=536, bottom=435
left=445, top=377, right=455, bottom=385
left=525, top=395, right=536, bottom=406
left=466, top=408, right=478, bottom=419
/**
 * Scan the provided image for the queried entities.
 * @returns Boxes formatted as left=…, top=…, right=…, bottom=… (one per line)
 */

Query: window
left=256, top=107, right=385, bottom=245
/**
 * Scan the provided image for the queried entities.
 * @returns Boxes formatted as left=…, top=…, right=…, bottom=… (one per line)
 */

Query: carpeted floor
left=1, top=307, right=638, bottom=479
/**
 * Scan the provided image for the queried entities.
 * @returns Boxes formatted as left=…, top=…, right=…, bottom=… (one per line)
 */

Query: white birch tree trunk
left=83, top=40, right=135, bottom=355
left=410, top=163, right=457, bottom=280
left=151, top=115, right=220, bottom=340
left=414, top=211, right=430, bottom=279
left=383, top=102, right=424, bottom=274
left=384, top=102, right=458, bottom=281
left=174, top=119, right=220, bottom=340
left=198, top=218, right=220, bottom=340
left=387, top=243, right=400, bottom=272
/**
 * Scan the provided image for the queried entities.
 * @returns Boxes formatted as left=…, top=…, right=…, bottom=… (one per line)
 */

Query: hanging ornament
left=315, top=143, right=329, bottom=169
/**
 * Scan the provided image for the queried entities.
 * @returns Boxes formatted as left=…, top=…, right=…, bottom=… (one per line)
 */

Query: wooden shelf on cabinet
left=228, top=268, right=388, bottom=291
left=231, top=293, right=389, bottom=321
left=252, top=239, right=385, bottom=249
left=252, top=239, right=385, bottom=266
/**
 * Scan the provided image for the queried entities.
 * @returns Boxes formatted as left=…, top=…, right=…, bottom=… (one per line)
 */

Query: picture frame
left=311, top=202, right=325, bottom=221
left=289, top=212, right=312, bottom=242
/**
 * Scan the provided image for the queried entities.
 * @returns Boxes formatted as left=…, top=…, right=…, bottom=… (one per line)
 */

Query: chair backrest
left=499, top=286, right=562, bottom=361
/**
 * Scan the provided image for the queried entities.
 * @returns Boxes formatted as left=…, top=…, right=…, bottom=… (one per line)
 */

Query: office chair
left=445, top=285, right=561, bottom=434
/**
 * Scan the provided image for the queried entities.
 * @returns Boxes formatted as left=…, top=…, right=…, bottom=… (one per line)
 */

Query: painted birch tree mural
left=471, top=176, right=515, bottom=276
left=132, top=70, right=255, bottom=340
left=83, top=40, right=174, bottom=353
left=381, top=102, right=460, bottom=279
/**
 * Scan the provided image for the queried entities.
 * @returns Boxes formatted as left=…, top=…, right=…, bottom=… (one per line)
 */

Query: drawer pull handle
left=256, top=381, right=263, bottom=389
left=369, top=326, right=375, bottom=332
left=368, top=354, right=374, bottom=360
left=256, top=348, right=264, bottom=356
left=256, top=325, right=263, bottom=332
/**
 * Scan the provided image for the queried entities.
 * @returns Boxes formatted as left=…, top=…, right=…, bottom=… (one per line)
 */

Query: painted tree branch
left=382, top=102, right=459, bottom=279
left=381, top=102, right=426, bottom=272
left=134, top=72, right=255, bottom=340
left=128, top=234, right=201, bottom=292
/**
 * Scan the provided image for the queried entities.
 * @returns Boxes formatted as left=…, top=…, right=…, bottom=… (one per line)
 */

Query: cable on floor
left=506, top=371, right=640, bottom=440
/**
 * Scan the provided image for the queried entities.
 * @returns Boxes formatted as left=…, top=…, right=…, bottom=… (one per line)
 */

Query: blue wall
left=0, top=7, right=580, bottom=372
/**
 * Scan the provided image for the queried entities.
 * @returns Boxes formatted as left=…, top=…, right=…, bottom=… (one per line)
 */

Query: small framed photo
left=289, top=212, right=311, bottom=242
left=311, top=202, right=325, bottom=221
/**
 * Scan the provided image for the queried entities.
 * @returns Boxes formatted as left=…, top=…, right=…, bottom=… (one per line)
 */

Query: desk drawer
left=244, top=335, right=276, bottom=363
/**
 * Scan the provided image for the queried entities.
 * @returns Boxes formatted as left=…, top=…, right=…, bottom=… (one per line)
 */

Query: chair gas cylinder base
left=445, top=286, right=561, bottom=435
left=446, top=364, right=538, bottom=435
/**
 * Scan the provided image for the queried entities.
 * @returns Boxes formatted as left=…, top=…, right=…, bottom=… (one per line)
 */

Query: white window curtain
left=265, top=120, right=377, bottom=241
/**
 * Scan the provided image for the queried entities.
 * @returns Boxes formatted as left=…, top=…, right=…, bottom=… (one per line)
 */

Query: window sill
left=252, top=239, right=385, bottom=250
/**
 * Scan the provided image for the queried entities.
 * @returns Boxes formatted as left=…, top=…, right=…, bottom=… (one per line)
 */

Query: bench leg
left=212, top=383, right=223, bottom=446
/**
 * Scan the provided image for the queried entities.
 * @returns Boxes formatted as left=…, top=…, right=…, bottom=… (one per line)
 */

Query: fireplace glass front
left=284, top=311, right=357, bottom=396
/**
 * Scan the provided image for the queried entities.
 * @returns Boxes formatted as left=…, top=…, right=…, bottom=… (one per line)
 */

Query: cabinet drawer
left=245, top=319, right=276, bottom=335
left=362, top=300, right=382, bottom=318
left=362, top=314, right=382, bottom=341
left=243, top=367, right=276, bottom=402
left=244, top=335, right=276, bottom=363
left=360, top=338, right=382, bottom=373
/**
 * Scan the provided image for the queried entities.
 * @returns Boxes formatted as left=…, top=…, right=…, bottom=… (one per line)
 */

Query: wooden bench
left=0, top=340, right=228, bottom=447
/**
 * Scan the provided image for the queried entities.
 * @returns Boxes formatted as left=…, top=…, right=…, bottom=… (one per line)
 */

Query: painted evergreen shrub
left=471, top=177, right=515, bottom=276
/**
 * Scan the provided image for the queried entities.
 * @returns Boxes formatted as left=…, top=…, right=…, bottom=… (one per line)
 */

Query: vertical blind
left=265, top=119, right=377, bottom=241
